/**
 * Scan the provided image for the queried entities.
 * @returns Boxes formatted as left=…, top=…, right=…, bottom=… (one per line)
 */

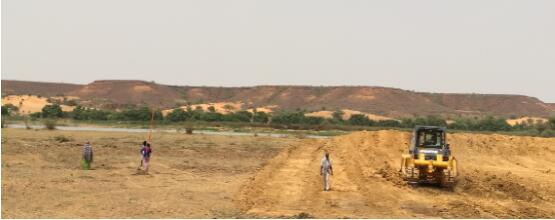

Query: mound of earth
left=236, top=130, right=555, bottom=218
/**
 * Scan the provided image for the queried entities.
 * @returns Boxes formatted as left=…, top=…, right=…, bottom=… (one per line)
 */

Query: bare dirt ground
left=1, top=128, right=300, bottom=218
left=237, top=130, right=555, bottom=218
left=3, top=128, right=555, bottom=218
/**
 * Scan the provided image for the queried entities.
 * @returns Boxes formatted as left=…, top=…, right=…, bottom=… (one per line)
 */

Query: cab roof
left=413, top=125, right=446, bottom=132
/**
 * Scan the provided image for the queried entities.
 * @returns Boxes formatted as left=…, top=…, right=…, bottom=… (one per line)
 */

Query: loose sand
left=237, top=130, right=555, bottom=218
left=1, top=95, right=75, bottom=114
left=2, top=128, right=554, bottom=218
left=506, top=116, right=548, bottom=126
left=305, top=109, right=395, bottom=121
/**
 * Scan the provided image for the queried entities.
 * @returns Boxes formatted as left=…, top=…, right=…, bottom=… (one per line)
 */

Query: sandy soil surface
left=305, top=109, right=395, bottom=121
left=162, top=102, right=244, bottom=116
left=506, top=116, right=548, bottom=126
left=237, top=130, right=555, bottom=218
left=1, top=128, right=300, bottom=218
left=1, top=95, right=75, bottom=114
left=3, top=128, right=555, bottom=218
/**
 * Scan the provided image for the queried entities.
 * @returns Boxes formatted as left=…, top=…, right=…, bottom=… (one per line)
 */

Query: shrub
left=449, top=116, right=510, bottom=131
left=272, top=111, right=305, bottom=125
left=332, top=110, right=344, bottom=121
left=253, top=111, right=269, bottom=123
left=294, top=212, right=313, bottom=219
left=540, top=129, right=555, bottom=138
left=54, top=135, right=71, bottom=143
left=166, top=108, right=187, bottom=122
left=376, top=120, right=401, bottom=127
left=43, top=119, right=57, bottom=130
left=226, top=111, right=253, bottom=123
left=29, top=112, right=42, bottom=119
left=64, top=99, right=78, bottom=106
left=348, top=114, right=374, bottom=126
left=42, top=104, right=63, bottom=118
left=304, top=116, right=325, bottom=125
left=535, top=122, right=549, bottom=135
left=201, top=112, right=224, bottom=122
left=1, top=104, right=19, bottom=116
left=548, top=117, right=555, bottom=130
left=207, top=106, right=216, bottom=113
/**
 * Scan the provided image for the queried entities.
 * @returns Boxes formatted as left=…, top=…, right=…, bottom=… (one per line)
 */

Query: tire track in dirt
left=236, top=130, right=555, bottom=218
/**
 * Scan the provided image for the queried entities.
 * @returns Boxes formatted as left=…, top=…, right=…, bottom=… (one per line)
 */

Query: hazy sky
left=2, top=0, right=555, bottom=102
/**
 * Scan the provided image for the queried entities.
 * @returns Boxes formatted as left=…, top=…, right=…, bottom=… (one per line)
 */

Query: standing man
left=141, top=143, right=152, bottom=173
left=138, top=141, right=147, bottom=170
left=82, top=141, right=93, bottom=170
left=320, top=151, right=333, bottom=191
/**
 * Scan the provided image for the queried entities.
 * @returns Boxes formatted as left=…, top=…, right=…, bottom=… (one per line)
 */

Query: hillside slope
left=2, top=80, right=554, bottom=117
left=1, top=80, right=81, bottom=97
left=67, top=80, right=182, bottom=109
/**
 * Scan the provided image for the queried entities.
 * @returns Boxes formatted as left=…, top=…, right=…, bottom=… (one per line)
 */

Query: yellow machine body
left=400, top=126, right=458, bottom=187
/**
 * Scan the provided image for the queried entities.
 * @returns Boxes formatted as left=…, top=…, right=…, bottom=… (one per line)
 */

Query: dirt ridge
left=236, top=130, right=555, bottom=218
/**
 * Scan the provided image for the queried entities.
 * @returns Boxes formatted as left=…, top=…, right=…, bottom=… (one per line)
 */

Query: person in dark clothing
left=82, top=141, right=93, bottom=170
left=141, top=143, right=152, bottom=173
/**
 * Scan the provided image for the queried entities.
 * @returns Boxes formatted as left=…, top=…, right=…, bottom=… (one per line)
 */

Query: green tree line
left=2, top=103, right=555, bottom=137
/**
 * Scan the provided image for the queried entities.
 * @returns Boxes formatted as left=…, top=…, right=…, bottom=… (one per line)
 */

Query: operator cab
left=417, top=127, right=444, bottom=148
left=409, top=126, right=450, bottom=160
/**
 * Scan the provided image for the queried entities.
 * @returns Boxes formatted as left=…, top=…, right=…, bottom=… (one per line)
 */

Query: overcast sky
left=2, top=0, right=555, bottom=102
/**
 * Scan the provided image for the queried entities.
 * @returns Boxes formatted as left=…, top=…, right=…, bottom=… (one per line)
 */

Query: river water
left=6, top=124, right=329, bottom=139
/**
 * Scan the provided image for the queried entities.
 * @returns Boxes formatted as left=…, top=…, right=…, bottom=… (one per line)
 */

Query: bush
left=54, top=135, right=72, bottom=143
left=201, top=112, right=224, bottom=122
left=272, top=111, right=305, bottom=125
left=64, top=99, right=78, bottom=106
left=304, top=116, right=325, bottom=125
left=332, top=110, right=344, bottom=121
left=43, top=119, right=57, bottom=130
left=42, top=104, right=63, bottom=118
left=72, top=106, right=111, bottom=120
left=294, top=212, right=313, bottom=219
left=549, top=117, right=555, bottom=130
left=1, top=104, right=19, bottom=116
left=348, top=114, right=374, bottom=126
left=253, top=111, right=269, bottom=123
left=449, top=116, right=510, bottom=132
left=376, top=120, right=401, bottom=127
left=541, top=129, right=555, bottom=138
left=166, top=108, right=187, bottom=122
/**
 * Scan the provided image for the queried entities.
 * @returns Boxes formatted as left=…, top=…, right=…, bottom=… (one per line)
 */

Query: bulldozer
left=400, top=126, right=458, bottom=187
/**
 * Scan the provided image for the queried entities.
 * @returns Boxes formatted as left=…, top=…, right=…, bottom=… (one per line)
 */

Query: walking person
left=82, top=141, right=93, bottom=170
left=137, top=141, right=147, bottom=170
left=140, top=142, right=152, bottom=173
left=320, top=151, right=333, bottom=191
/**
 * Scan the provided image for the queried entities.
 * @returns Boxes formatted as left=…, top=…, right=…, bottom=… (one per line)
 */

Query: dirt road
left=237, top=130, right=555, bottom=218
